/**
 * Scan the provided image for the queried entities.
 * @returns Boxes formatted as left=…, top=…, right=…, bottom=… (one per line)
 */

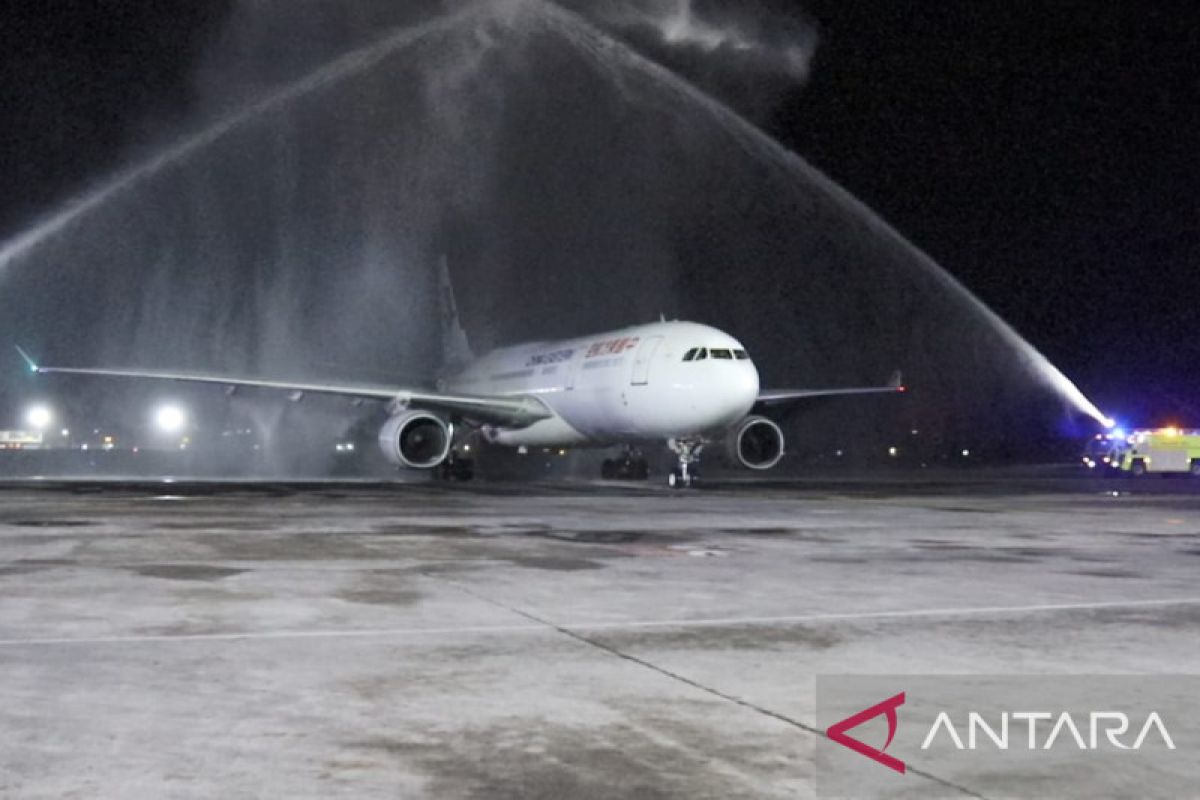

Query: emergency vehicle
left=1084, top=428, right=1200, bottom=476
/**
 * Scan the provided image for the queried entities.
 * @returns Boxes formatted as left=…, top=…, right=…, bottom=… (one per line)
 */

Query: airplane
left=16, top=259, right=903, bottom=487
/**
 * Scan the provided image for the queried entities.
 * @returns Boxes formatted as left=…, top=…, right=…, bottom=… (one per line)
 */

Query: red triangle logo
left=826, top=691, right=906, bottom=774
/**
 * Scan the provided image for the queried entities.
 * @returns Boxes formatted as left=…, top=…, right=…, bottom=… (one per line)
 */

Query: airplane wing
left=757, top=370, right=905, bottom=406
left=15, top=347, right=550, bottom=427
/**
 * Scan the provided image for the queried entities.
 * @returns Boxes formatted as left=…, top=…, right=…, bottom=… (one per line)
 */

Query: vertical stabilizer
left=438, top=255, right=475, bottom=373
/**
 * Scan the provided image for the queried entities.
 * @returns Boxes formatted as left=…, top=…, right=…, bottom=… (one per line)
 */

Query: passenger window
left=710, top=348, right=733, bottom=359
left=683, top=348, right=698, bottom=362
left=734, top=349, right=749, bottom=360
left=695, top=348, right=708, bottom=360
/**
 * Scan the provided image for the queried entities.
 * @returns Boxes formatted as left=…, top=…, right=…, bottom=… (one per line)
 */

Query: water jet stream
left=0, top=3, right=485, bottom=275
left=531, top=0, right=1110, bottom=427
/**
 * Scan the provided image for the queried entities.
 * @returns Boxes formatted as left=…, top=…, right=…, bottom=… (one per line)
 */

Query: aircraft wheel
left=1131, top=460, right=1147, bottom=477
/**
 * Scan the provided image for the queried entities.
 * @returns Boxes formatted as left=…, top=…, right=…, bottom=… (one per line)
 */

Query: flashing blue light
left=1111, top=428, right=1127, bottom=440
left=13, top=345, right=39, bottom=374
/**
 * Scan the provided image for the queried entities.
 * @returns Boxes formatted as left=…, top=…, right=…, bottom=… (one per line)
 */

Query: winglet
left=14, top=345, right=40, bottom=374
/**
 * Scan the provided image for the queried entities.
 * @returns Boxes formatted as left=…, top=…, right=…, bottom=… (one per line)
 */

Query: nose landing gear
left=667, top=438, right=704, bottom=488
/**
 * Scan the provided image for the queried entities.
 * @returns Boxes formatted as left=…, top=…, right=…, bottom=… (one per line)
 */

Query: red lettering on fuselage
left=585, top=337, right=640, bottom=358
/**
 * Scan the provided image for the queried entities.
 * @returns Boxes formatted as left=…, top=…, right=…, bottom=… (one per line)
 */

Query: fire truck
left=1084, top=429, right=1200, bottom=476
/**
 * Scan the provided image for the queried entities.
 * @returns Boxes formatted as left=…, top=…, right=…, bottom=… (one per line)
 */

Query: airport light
left=25, top=404, right=52, bottom=430
left=155, top=404, right=187, bottom=434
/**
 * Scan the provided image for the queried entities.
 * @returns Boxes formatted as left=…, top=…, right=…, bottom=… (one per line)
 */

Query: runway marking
left=1, top=596, right=1198, bottom=648
left=427, top=572, right=991, bottom=799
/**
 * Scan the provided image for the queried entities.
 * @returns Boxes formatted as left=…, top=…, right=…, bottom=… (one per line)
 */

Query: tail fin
left=438, top=255, right=475, bottom=373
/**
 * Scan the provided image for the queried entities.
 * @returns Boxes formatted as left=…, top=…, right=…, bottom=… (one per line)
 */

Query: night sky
left=1, top=2, right=1197, bottom=429
left=772, top=2, right=1199, bottom=424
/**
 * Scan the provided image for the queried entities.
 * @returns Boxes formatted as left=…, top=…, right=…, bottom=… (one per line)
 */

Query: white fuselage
left=439, top=321, right=759, bottom=447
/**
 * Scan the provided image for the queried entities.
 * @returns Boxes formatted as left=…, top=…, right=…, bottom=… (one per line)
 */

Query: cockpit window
left=733, top=349, right=749, bottom=360
left=694, top=348, right=708, bottom=360
left=682, top=347, right=698, bottom=362
left=710, top=348, right=733, bottom=359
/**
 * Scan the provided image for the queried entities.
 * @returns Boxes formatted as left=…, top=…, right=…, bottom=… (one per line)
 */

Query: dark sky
left=1, top=1, right=1197, bottom=426
left=771, top=2, right=1200, bottom=422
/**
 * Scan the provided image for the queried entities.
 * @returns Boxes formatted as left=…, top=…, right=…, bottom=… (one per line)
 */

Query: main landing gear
left=667, top=438, right=704, bottom=489
left=437, top=448, right=474, bottom=481
left=601, top=447, right=650, bottom=480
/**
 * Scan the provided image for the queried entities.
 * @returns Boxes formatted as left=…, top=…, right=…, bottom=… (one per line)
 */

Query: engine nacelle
left=378, top=411, right=454, bottom=469
left=725, top=415, right=785, bottom=470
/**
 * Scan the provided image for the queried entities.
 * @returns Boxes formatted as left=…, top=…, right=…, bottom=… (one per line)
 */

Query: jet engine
left=725, top=415, right=785, bottom=470
left=378, top=411, right=453, bottom=469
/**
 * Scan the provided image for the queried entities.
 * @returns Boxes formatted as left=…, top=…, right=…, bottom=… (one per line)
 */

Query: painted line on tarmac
left=578, top=596, right=1200, bottom=630
left=1, top=596, right=1198, bottom=647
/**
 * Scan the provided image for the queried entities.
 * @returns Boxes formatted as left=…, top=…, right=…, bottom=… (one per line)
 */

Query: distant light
left=155, top=404, right=186, bottom=434
left=1161, top=427, right=1180, bottom=437
left=346, top=442, right=354, bottom=451
left=25, top=404, right=52, bottom=430
left=910, top=429, right=920, bottom=436
left=1111, top=428, right=1127, bottom=440
left=961, top=449, right=971, bottom=458
left=888, top=446, right=899, bottom=457
left=60, top=428, right=70, bottom=437
left=463, top=444, right=471, bottom=452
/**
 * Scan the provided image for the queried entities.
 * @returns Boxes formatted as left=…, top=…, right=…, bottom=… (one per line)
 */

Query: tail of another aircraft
left=437, top=255, right=475, bottom=374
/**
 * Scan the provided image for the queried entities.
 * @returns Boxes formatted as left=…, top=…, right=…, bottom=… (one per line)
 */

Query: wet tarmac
left=2, top=475, right=1198, bottom=797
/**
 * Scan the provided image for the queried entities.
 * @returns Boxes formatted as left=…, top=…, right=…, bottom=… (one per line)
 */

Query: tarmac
left=1, top=474, right=1198, bottom=798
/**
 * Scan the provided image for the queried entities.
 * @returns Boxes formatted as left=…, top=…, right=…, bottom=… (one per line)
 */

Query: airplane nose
left=739, top=361, right=761, bottom=408
left=719, top=361, right=759, bottom=422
